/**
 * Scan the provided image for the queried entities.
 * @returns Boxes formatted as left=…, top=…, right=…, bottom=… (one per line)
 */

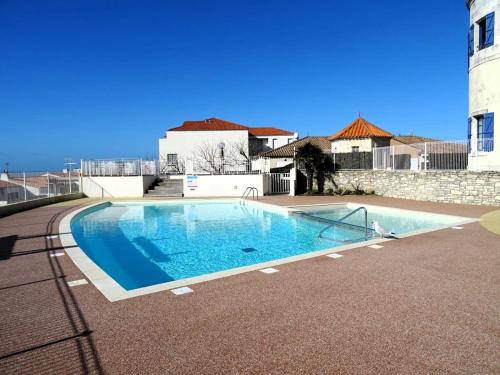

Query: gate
left=268, top=173, right=290, bottom=194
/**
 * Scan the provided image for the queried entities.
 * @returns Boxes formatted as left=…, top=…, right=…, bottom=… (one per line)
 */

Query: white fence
left=267, top=173, right=290, bottom=194
left=81, top=159, right=158, bottom=176
left=373, top=139, right=473, bottom=171
left=160, top=157, right=268, bottom=175
left=0, top=171, right=81, bottom=205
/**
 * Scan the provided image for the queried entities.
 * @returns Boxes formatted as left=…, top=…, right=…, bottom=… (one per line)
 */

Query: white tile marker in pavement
left=259, top=268, right=279, bottom=274
left=326, top=253, right=343, bottom=259
left=67, top=279, right=88, bottom=287
left=368, top=244, right=384, bottom=249
left=171, top=287, right=193, bottom=295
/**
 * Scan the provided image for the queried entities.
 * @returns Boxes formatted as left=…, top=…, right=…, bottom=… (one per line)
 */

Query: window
left=478, top=12, right=495, bottom=50
left=272, top=138, right=278, bottom=148
left=167, top=154, right=178, bottom=164
left=352, top=146, right=360, bottom=153
left=476, top=113, right=494, bottom=152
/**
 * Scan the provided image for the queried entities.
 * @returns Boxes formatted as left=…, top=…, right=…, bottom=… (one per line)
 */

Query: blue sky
left=1, top=0, right=469, bottom=171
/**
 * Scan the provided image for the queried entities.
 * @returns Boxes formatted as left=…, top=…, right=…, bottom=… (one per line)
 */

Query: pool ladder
left=241, top=187, right=259, bottom=204
left=318, top=206, right=370, bottom=242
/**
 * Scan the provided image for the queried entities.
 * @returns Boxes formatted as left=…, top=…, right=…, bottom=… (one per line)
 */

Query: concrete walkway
left=0, top=196, right=498, bottom=374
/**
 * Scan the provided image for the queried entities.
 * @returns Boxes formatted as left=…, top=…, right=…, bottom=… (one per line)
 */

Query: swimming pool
left=63, top=200, right=474, bottom=300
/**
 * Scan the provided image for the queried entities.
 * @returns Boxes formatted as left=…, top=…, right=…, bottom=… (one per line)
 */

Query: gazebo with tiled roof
left=328, top=117, right=393, bottom=153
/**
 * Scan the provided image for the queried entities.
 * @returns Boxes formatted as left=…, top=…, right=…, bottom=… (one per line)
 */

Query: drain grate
left=242, top=247, right=257, bottom=253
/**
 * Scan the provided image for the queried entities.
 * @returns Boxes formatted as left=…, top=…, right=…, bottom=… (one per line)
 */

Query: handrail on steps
left=241, top=187, right=259, bottom=204
left=318, top=206, right=369, bottom=241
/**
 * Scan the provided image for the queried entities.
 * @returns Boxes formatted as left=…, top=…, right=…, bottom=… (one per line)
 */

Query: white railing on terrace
left=373, top=139, right=494, bottom=171
left=0, top=171, right=81, bottom=205
left=81, top=159, right=158, bottom=176
left=159, top=157, right=269, bottom=175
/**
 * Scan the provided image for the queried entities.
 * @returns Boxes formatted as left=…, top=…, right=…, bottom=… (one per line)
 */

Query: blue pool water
left=71, top=201, right=463, bottom=290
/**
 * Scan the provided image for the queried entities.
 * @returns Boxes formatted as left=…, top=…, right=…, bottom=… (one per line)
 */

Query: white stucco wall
left=331, top=138, right=372, bottom=153
left=82, top=176, right=156, bottom=197
left=159, top=130, right=249, bottom=162
left=181, top=174, right=266, bottom=197
left=250, top=133, right=298, bottom=153
left=468, top=0, right=500, bottom=170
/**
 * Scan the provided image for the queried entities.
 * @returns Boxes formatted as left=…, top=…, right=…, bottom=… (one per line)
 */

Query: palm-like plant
left=296, top=143, right=335, bottom=193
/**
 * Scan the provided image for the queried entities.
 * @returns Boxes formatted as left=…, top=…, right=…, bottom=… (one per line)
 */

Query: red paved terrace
left=0, top=196, right=499, bottom=374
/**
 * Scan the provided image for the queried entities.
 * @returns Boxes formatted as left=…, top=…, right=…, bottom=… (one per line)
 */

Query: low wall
left=183, top=174, right=266, bottom=197
left=326, top=170, right=500, bottom=206
left=82, top=176, right=157, bottom=197
left=0, top=193, right=85, bottom=218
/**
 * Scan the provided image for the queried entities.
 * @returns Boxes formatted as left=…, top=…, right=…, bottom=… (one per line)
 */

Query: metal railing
left=0, top=171, right=81, bottom=205
left=240, top=187, right=259, bottom=203
left=292, top=208, right=374, bottom=243
left=160, top=157, right=267, bottom=175
left=81, top=159, right=158, bottom=176
left=318, top=206, right=369, bottom=241
left=372, top=139, right=491, bottom=171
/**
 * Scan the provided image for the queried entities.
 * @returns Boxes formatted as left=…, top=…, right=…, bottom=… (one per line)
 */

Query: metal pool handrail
left=241, top=187, right=259, bottom=203
left=318, top=206, right=369, bottom=241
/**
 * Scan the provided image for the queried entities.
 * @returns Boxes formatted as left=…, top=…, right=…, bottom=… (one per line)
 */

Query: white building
left=328, top=117, right=392, bottom=153
left=467, top=0, right=500, bottom=170
left=159, top=118, right=297, bottom=173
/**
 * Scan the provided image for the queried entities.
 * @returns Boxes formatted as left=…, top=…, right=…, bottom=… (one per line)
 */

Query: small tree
left=315, top=155, right=335, bottom=193
left=296, top=143, right=321, bottom=193
left=296, top=143, right=335, bottom=194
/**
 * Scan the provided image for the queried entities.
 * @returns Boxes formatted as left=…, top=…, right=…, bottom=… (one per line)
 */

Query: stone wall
left=325, top=170, right=500, bottom=206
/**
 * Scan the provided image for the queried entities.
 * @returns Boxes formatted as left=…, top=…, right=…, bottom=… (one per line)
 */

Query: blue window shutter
left=485, top=12, right=495, bottom=47
left=469, top=25, right=473, bottom=54
left=484, top=113, right=494, bottom=151
left=467, top=117, right=472, bottom=153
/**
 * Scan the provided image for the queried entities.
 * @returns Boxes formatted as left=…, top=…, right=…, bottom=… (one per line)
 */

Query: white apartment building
left=158, top=118, right=297, bottom=172
left=467, top=0, right=500, bottom=170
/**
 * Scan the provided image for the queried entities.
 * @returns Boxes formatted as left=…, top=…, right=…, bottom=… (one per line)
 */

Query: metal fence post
left=392, top=146, right=395, bottom=170
left=23, top=172, right=27, bottom=200
left=424, top=142, right=427, bottom=171
left=47, top=171, right=50, bottom=197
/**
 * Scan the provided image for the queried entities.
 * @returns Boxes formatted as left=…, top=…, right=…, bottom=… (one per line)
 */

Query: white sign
left=187, top=175, right=198, bottom=191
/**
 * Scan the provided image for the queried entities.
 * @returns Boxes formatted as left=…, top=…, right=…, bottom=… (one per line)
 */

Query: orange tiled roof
left=0, top=180, right=21, bottom=188
left=248, top=127, right=294, bottom=136
left=169, top=118, right=293, bottom=135
left=328, top=117, right=392, bottom=141
left=169, top=118, right=248, bottom=131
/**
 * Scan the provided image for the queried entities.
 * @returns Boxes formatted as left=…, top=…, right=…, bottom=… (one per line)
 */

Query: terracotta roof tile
left=169, top=118, right=248, bottom=132
left=0, top=180, right=21, bottom=188
left=248, top=127, right=294, bottom=136
left=328, top=117, right=392, bottom=140
left=392, top=135, right=438, bottom=145
left=168, top=118, right=294, bottom=136
left=259, top=136, right=331, bottom=158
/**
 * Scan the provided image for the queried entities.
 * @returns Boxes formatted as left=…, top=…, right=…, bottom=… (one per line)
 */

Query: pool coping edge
left=59, top=198, right=478, bottom=302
